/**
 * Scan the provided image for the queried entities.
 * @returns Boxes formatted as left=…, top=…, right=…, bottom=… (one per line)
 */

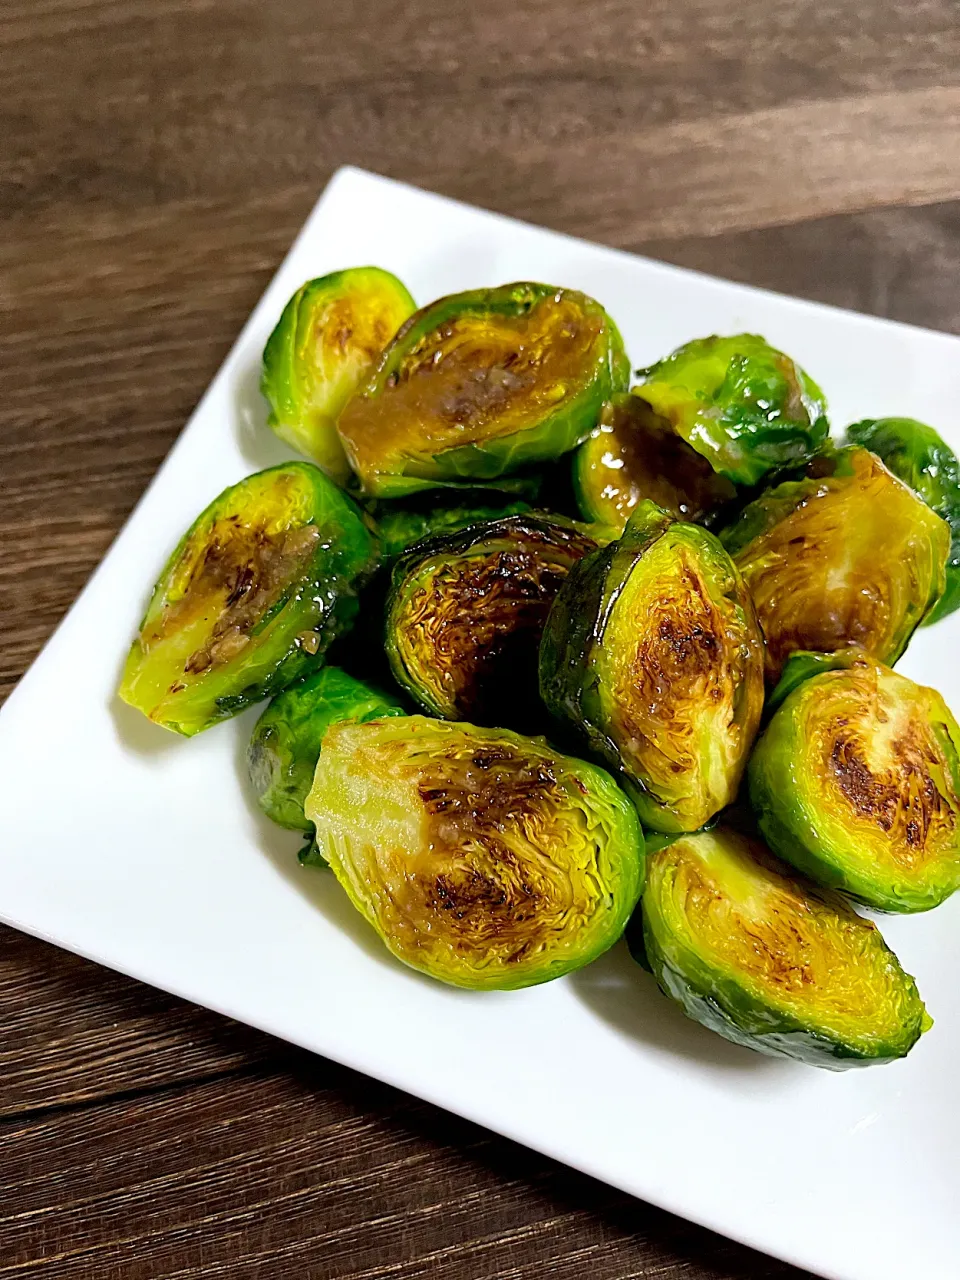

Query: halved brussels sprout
left=634, top=334, right=829, bottom=485
left=540, top=501, right=764, bottom=832
left=118, top=463, right=377, bottom=735
left=336, top=282, right=629, bottom=497
left=845, top=417, right=960, bottom=624
left=374, top=497, right=532, bottom=563
left=640, top=826, right=930, bottom=1067
left=748, top=649, right=960, bottom=912
left=573, top=392, right=736, bottom=533
left=720, top=447, right=949, bottom=683
left=261, top=267, right=415, bottom=483
left=306, top=716, right=645, bottom=990
left=247, top=666, right=404, bottom=831
left=386, top=514, right=600, bottom=727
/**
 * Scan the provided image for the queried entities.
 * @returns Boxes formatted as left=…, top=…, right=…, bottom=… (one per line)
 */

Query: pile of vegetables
left=119, top=267, right=960, bottom=1068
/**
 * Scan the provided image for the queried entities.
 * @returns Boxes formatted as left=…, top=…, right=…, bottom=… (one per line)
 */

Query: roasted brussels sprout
left=720, top=446, right=949, bottom=683
left=540, top=501, right=764, bottom=832
left=118, top=463, right=377, bottom=735
left=261, top=267, right=415, bottom=483
left=748, top=649, right=960, bottom=912
left=640, top=826, right=930, bottom=1067
left=336, top=282, right=629, bottom=497
left=386, top=514, right=600, bottom=727
left=247, top=666, right=404, bottom=831
left=374, top=497, right=532, bottom=562
left=633, top=334, right=829, bottom=486
left=306, top=716, right=645, bottom=989
left=573, top=392, right=736, bottom=533
left=846, top=417, right=960, bottom=624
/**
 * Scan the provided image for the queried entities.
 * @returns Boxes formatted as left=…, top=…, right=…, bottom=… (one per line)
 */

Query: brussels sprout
left=306, top=716, right=645, bottom=990
left=261, top=267, right=416, bottom=483
left=640, top=826, right=930, bottom=1067
left=374, top=497, right=532, bottom=562
left=748, top=650, right=960, bottom=912
left=573, top=392, right=736, bottom=533
left=633, top=334, right=829, bottom=486
left=336, top=282, right=629, bottom=497
left=386, top=514, right=600, bottom=728
left=540, top=501, right=764, bottom=832
left=720, top=447, right=949, bottom=683
left=845, top=417, right=960, bottom=624
left=118, top=463, right=377, bottom=735
left=247, top=666, right=404, bottom=831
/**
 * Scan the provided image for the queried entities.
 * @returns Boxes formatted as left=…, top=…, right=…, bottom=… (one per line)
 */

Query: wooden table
left=3, top=2, right=959, bottom=1275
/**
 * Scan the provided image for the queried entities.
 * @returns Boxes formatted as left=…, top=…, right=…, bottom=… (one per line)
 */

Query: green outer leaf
left=766, top=647, right=869, bottom=714
left=634, top=333, right=829, bottom=486
left=373, top=498, right=532, bottom=562
left=337, top=282, right=629, bottom=497
left=247, top=666, right=405, bottom=831
left=261, top=267, right=415, bottom=483
left=306, top=716, right=646, bottom=991
left=118, top=462, right=378, bottom=736
left=845, top=417, right=960, bottom=624
left=641, top=828, right=930, bottom=1067
left=748, top=662, right=960, bottom=912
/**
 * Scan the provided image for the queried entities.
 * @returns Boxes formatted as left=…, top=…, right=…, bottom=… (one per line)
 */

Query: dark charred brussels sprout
left=261, top=267, right=415, bottom=483
left=305, top=716, right=645, bottom=990
left=540, top=501, right=764, bottom=833
left=640, top=826, right=931, bottom=1067
left=573, top=392, right=736, bottom=533
left=118, top=463, right=377, bottom=735
left=845, top=417, right=960, bottom=624
left=247, top=666, right=404, bottom=831
left=749, top=650, right=960, bottom=912
left=634, top=334, right=829, bottom=486
left=336, top=282, right=629, bottom=497
left=721, top=447, right=949, bottom=683
left=386, top=514, right=600, bottom=728
left=374, top=498, right=532, bottom=562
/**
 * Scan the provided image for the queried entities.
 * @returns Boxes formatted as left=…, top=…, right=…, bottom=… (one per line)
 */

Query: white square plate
left=3, top=168, right=960, bottom=1280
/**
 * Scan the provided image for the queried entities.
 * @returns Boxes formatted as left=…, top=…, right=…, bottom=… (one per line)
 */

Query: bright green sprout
left=540, top=500, right=765, bottom=832
left=639, top=826, right=931, bottom=1067
left=118, top=463, right=377, bottom=735
left=633, top=333, right=829, bottom=486
left=749, top=649, right=960, bottom=912
left=261, top=267, right=415, bottom=483
left=306, top=716, right=645, bottom=990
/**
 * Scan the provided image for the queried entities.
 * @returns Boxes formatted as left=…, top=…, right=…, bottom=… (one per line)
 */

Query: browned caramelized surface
left=605, top=539, right=764, bottom=827
left=396, top=523, right=596, bottom=725
left=316, top=293, right=396, bottom=365
left=733, top=450, right=944, bottom=682
left=413, top=744, right=567, bottom=962
left=589, top=396, right=736, bottom=528
left=657, top=833, right=901, bottom=1026
left=810, top=668, right=958, bottom=864
left=338, top=293, right=603, bottom=475
left=145, top=520, right=320, bottom=678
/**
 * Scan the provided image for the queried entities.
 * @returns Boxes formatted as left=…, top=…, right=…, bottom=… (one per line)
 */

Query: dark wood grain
left=2, top=0, right=958, bottom=1274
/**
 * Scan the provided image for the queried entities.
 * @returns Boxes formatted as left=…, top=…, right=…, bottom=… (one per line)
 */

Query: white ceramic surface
left=2, top=167, right=959, bottom=1280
